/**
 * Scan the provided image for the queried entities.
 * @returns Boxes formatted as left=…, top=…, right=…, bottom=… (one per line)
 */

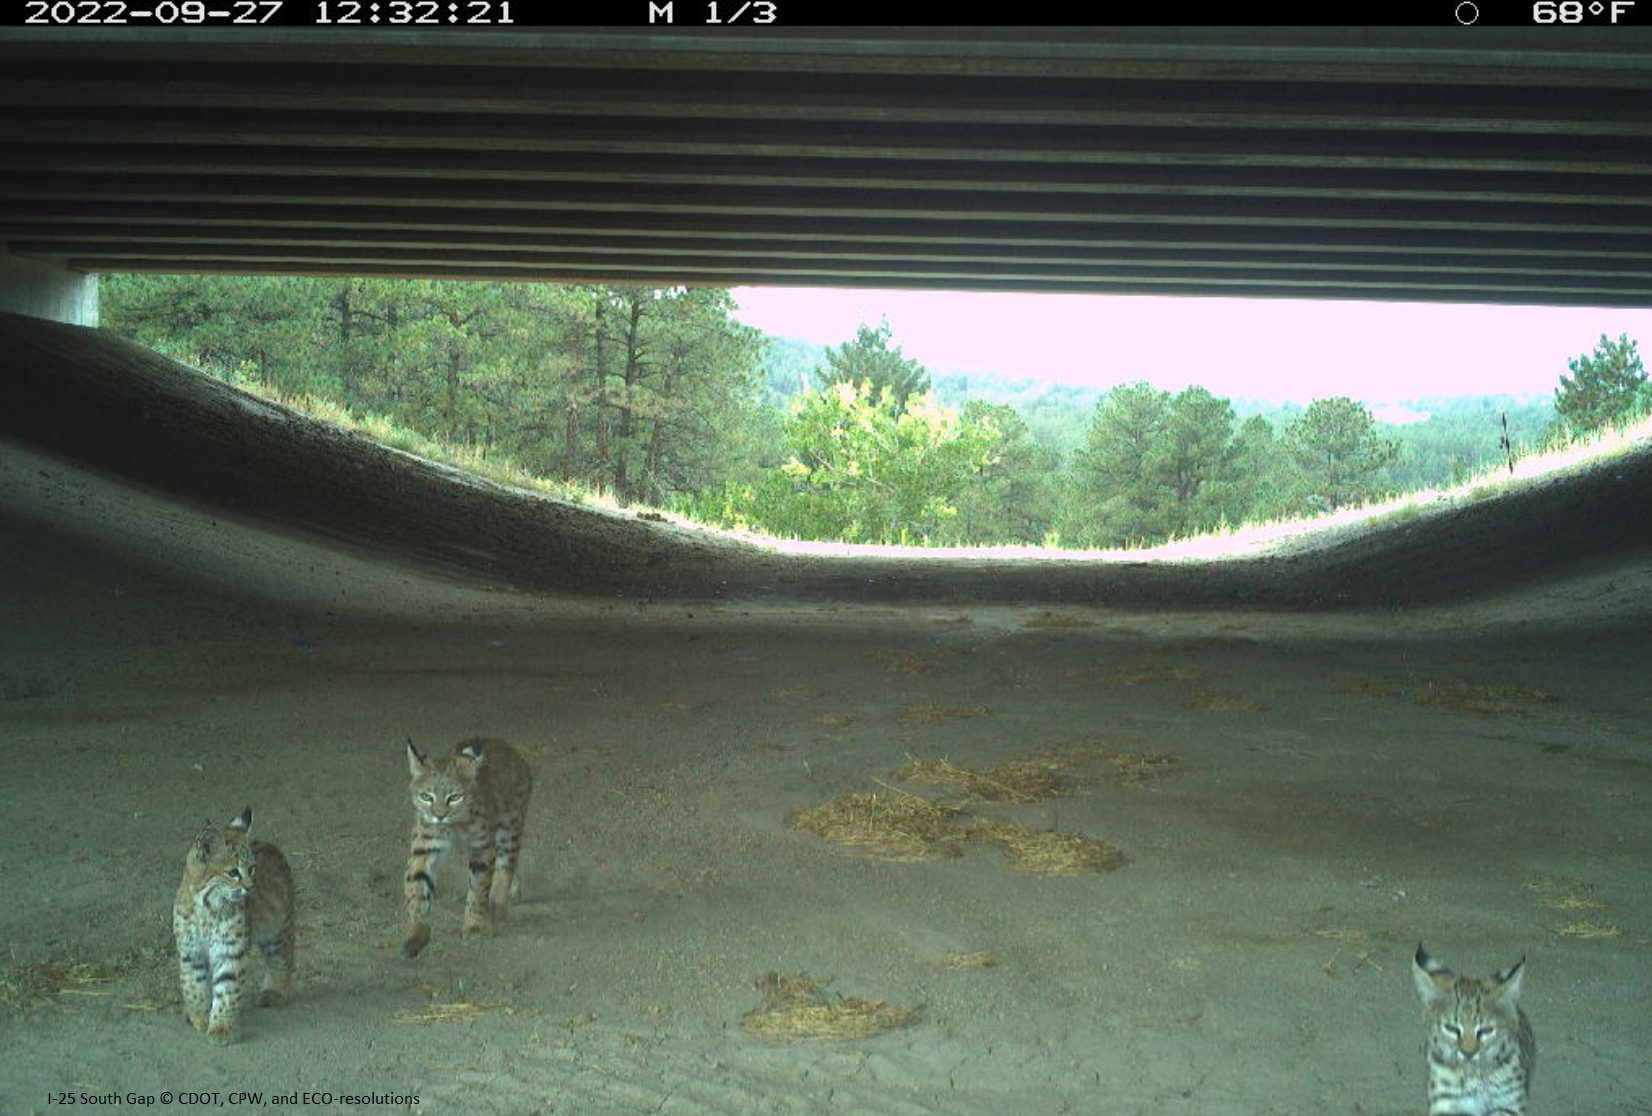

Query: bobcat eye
left=419, top=792, right=434, bottom=804
left=226, top=868, right=242, bottom=881
left=1476, top=1025, right=1496, bottom=1039
left=1443, top=1023, right=1462, bottom=1037
left=447, top=793, right=464, bottom=805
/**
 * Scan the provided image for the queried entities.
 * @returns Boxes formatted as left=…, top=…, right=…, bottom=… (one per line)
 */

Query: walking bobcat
left=1411, top=944, right=1535, bottom=1116
left=172, top=808, right=295, bottom=1044
left=402, top=737, right=533, bottom=959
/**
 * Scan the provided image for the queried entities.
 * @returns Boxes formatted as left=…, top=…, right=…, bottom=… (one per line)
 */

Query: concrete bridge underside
left=1, top=26, right=1650, bottom=612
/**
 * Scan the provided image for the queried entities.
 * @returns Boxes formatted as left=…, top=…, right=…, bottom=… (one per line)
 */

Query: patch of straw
left=742, top=973, right=916, bottom=1041
left=893, top=749, right=1180, bottom=803
left=1022, top=612, right=1095, bottom=629
left=1540, top=896, right=1609, bottom=910
left=966, top=819, right=1124, bottom=876
left=787, top=792, right=963, bottom=863
left=897, top=704, right=990, bottom=726
left=393, top=1001, right=501, bottom=1024
left=876, top=651, right=944, bottom=675
left=1096, top=665, right=1210, bottom=685
left=1555, top=921, right=1623, bottom=940
left=1415, top=680, right=1557, bottom=716
left=935, top=952, right=996, bottom=970
left=1087, top=750, right=1182, bottom=785
left=891, top=757, right=1066, bottom=804
left=1184, top=690, right=1269, bottom=713
left=1, top=957, right=133, bottom=1013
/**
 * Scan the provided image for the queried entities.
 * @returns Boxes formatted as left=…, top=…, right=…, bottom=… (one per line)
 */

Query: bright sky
left=730, top=287, right=1652, bottom=408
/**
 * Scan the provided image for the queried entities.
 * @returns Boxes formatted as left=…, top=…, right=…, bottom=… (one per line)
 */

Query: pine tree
left=1554, top=332, right=1647, bottom=434
left=811, top=319, right=931, bottom=412
left=1280, top=397, right=1399, bottom=512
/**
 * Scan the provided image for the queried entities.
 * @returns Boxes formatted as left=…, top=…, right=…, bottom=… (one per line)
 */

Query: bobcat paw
left=186, top=1009, right=209, bottom=1032
left=461, top=915, right=493, bottom=938
left=206, top=1022, right=240, bottom=1045
left=402, top=926, right=431, bottom=959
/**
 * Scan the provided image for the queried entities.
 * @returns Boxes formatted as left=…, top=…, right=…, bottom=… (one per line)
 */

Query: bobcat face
left=1413, top=946, right=1525, bottom=1065
left=1434, top=1014, right=1502, bottom=1061
left=407, top=741, right=482, bottom=826
left=187, top=809, right=258, bottom=913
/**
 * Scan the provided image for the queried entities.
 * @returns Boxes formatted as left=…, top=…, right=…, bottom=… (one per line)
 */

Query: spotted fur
left=402, top=737, right=533, bottom=959
left=172, top=809, right=295, bottom=1044
left=1412, top=945, right=1535, bottom=1116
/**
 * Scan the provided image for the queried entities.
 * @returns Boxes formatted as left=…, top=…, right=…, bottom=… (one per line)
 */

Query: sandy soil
left=1, top=437, right=1649, bottom=1116
left=1, top=312, right=1650, bottom=1115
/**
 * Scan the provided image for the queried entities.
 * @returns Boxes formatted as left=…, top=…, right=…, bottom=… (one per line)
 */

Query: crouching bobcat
left=1411, top=944, right=1535, bottom=1116
left=173, top=808, right=295, bottom=1044
left=402, top=737, right=533, bottom=959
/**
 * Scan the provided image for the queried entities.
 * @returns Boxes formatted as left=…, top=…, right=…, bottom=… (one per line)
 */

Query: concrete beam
left=0, top=251, right=97, bottom=326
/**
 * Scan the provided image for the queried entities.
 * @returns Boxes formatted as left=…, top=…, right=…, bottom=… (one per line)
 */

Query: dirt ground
left=2, top=430, right=1650, bottom=1116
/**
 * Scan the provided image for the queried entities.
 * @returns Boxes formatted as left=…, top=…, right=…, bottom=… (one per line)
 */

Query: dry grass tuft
left=935, top=952, right=996, bottom=969
left=393, top=1001, right=501, bottom=1024
left=1096, top=664, right=1210, bottom=685
left=892, top=748, right=1180, bottom=804
left=1022, top=611, right=1096, bottom=629
left=1539, top=896, right=1609, bottom=910
left=787, top=792, right=964, bottom=862
left=742, top=973, right=916, bottom=1041
left=1415, top=680, right=1557, bottom=716
left=1184, top=690, right=1269, bottom=713
left=896, top=704, right=991, bottom=726
left=876, top=651, right=944, bottom=675
left=794, top=749, right=1148, bottom=872
left=0, top=955, right=139, bottom=1013
left=1334, top=675, right=1406, bottom=698
left=1554, top=921, right=1623, bottom=940
left=1095, top=750, right=1182, bottom=784
left=966, top=819, right=1124, bottom=876
left=890, top=757, right=1067, bottom=804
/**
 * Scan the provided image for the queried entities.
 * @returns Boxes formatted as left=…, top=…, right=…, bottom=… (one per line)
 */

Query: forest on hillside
left=98, top=275, right=1646, bottom=550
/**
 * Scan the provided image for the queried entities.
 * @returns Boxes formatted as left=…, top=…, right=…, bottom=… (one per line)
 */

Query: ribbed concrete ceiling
left=3, top=26, right=1651, bottom=306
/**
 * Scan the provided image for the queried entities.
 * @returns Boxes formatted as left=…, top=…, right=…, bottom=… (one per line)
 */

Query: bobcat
left=402, top=737, right=533, bottom=959
left=1411, top=944, right=1535, bottom=1116
left=172, top=808, right=295, bottom=1044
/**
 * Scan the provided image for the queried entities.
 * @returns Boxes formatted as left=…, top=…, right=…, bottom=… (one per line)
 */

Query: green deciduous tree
left=684, top=382, right=1001, bottom=544
left=1554, top=332, right=1648, bottom=435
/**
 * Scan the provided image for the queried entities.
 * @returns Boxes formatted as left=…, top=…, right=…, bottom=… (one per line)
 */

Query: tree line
left=100, top=275, right=1646, bottom=550
left=101, top=274, right=765, bottom=507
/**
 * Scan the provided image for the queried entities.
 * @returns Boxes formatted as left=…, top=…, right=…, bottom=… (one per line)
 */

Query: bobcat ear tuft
left=1411, top=944, right=1451, bottom=1005
left=406, top=740, right=428, bottom=775
left=456, top=740, right=487, bottom=767
left=193, top=823, right=217, bottom=858
left=228, top=807, right=252, bottom=833
left=1491, top=956, right=1526, bottom=1002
